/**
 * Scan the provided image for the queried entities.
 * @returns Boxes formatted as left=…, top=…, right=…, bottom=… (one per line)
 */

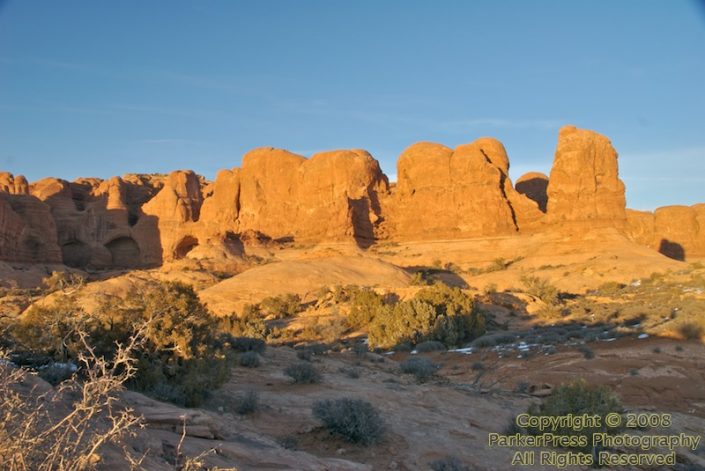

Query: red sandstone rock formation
left=0, top=127, right=702, bottom=267
left=546, top=126, right=626, bottom=227
left=626, top=205, right=705, bottom=260
left=0, top=173, right=61, bottom=263
left=382, top=138, right=542, bottom=239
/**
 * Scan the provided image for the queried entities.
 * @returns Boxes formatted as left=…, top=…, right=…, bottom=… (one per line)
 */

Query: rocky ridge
left=1, top=126, right=703, bottom=269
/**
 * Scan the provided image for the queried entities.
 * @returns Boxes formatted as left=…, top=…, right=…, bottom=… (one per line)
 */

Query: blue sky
left=1, top=0, right=704, bottom=210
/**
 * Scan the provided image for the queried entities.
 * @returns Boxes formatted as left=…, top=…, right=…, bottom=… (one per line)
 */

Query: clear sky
left=1, top=0, right=704, bottom=210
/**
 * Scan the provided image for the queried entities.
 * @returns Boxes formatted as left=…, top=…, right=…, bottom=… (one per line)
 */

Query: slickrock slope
left=546, top=125, right=627, bottom=227
left=1, top=126, right=703, bottom=267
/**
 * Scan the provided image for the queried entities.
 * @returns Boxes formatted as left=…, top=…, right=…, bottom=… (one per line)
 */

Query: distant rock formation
left=0, top=173, right=61, bottom=263
left=1, top=126, right=702, bottom=266
left=626, top=205, right=705, bottom=260
left=381, top=138, right=542, bottom=239
left=546, top=126, right=626, bottom=227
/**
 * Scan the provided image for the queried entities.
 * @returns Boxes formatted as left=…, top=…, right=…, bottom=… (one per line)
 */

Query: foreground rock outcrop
left=1, top=126, right=703, bottom=266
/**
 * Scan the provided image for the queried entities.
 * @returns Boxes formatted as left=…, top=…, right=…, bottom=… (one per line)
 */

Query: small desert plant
left=353, top=342, right=369, bottom=358
left=400, top=357, right=438, bottom=382
left=520, top=275, right=559, bottom=305
left=409, top=271, right=429, bottom=286
left=284, top=362, right=321, bottom=384
left=429, top=456, right=470, bottom=471
left=415, top=340, right=446, bottom=353
left=490, top=258, right=510, bottom=271
left=259, top=293, right=301, bottom=319
left=677, top=322, right=703, bottom=341
left=339, top=367, right=361, bottom=379
left=229, top=336, right=266, bottom=353
left=238, top=351, right=261, bottom=368
left=483, top=283, right=498, bottom=295
left=234, top=390, right=259, bottom=415
left=312, top=398, right=384, bottom=445
left=220, top=305, right=269, bottom=339
left=577, top=345, right=595, bottom=359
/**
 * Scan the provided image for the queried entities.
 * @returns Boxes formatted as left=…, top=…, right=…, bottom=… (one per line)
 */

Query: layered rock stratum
left=1, top=125, right=703, bottom=267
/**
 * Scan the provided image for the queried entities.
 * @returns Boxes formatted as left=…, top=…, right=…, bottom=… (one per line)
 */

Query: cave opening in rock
left=61, top=240, right=91, bottom=267
left=174, top=236, right=199, bottom=259
left=105, top=236, right=141, bottom=267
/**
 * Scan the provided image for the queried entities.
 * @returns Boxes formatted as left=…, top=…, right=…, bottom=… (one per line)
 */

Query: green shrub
left=400, top=357, right=438, bottom=382
left=312, top=398, right=384, bottom=445
left=353, top=342, right=369, bottom=358
left=260, top=293, right=301, bottom=319
left=577, top=345, right=595, bottom=359
left=239, top=351, right=261, bottom=368
left=234, top=390, right=259, bottom=415
left=220, top=304, right=269, bottom=339
left=347, top=287, right=386, bottom=328
left=13, top=282, right=234, bottom=407
left=284, top=362, right=321, bottom=384
left=415, top=340, right=446, bottom=353
left=229, top=336, right=266, bottom=353
left=368, top=284, right=485, bottom=349
left=520, top=275, right=559, bottom=304
left=302, top=316, right=349, bottom=343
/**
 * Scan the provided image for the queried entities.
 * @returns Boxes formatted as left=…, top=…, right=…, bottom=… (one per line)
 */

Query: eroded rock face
left=626, top=205, right=705, bottom=260
left=383, top=138, right=542, bottom=239
left=27, top=175, right=164, bottom=268
left=0, top=173, right=61, bottom=263
left=237, top=147, right=387, bottom=245
left=546, top=126, right=626, bottom=227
